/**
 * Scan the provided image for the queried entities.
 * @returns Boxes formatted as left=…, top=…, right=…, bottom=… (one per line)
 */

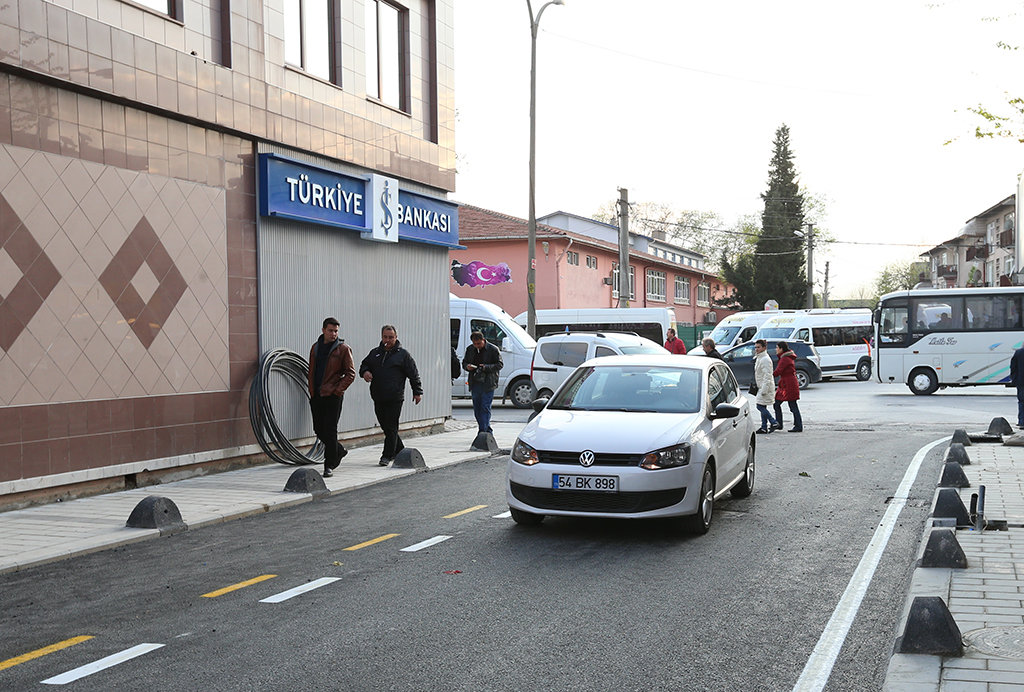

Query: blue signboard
left=258, top=153, right=459, bottom=248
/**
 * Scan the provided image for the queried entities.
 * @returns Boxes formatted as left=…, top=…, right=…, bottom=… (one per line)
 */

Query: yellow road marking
left=443, top=504, right=488, bottom=519
left=201, top=574, right=277, bottom=598
left=0, top=636, right=94, bottom=671
left=343, top=533, right=400, bottom=551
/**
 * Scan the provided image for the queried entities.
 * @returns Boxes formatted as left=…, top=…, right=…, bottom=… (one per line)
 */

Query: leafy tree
left=875, top=259, right=927, bottom=296
left=723, top=124, right=807, bottom=309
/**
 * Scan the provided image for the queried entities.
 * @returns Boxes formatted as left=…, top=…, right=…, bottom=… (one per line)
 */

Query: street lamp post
left=526, top=0, right=564, bottom=339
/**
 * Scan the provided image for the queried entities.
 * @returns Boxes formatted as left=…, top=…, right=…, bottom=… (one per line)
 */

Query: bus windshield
left=758, top=327, right=794, bottom=339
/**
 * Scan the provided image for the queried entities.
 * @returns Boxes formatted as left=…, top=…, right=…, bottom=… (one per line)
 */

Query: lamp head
left=554, top=0, right=564, bottom=4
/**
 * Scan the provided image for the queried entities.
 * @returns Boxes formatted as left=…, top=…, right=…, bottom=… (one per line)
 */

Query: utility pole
left=617, top=188, right=629, bottom=308
left=822, top=261, right=830, bottom=308
left=805, top=223, right=815, bottom=309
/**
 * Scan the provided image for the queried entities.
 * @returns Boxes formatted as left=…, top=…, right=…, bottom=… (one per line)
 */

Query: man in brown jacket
left=307, top=317, right=356, bottom=477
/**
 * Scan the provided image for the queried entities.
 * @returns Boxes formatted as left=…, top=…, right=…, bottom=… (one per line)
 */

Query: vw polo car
left=507, top=354, right=756, bottom=534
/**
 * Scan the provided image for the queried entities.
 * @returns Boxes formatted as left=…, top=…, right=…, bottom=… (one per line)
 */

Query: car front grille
left=536, top=451, right=642, bottom=467
left=509, top=482, right=686, bottom=513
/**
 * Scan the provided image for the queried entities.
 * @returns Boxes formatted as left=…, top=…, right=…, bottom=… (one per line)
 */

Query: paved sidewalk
left=0, top=420, right=523, bottom=575
left=885, top=439, right=1024, bottom=691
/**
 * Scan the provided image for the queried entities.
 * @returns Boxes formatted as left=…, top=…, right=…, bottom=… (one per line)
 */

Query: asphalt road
left=2, top=379, right=1018, bottom=691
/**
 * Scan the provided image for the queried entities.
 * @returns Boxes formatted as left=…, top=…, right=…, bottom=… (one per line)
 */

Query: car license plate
left=552, top=474, right=618, bottom=492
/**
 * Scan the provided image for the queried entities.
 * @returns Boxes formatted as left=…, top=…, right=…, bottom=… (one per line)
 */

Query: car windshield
left=548, top=365, right=702, bottom=414
left=619, top=343, right=669, bottom=355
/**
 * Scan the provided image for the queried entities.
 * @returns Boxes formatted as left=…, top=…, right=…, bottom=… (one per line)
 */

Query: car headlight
left=640, top=443, right=691, bottom=470
left=512, top=439, right=540, bottom=465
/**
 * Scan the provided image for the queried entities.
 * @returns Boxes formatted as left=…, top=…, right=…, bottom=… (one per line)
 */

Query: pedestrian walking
left=1010, top=345, right=1024, bottom=429
left=359, top=325, right=423, bottom=466
left=752, top=339, right=779, bottom=434
left=664, top=328, right=687, bottom=354
left=772, top=341, right=803, bottom=432
left=307, top=317, right=356, bottom=477
left=701, top=337, right=723, bottom=360
left=463, top=331, right=503, bottom=434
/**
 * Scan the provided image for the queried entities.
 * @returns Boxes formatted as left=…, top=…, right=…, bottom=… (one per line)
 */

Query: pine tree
left=754, top=124, right=807, bottom=309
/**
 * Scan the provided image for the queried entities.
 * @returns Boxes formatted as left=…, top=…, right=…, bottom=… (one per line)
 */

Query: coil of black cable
left=249, top=348, right=324, bottom=465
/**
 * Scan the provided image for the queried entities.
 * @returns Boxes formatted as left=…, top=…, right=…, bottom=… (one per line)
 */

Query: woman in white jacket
left=753, top=339, right=779, bottom=434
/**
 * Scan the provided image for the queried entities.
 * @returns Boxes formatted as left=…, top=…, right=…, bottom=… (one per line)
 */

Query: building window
left=696, top=282, right=711, bottom=307
left=566, top=251, right=579, bottom=266
left=674, top=276, right=690, bottom=304
left=284, top=0, right=336, bottom=82
left=1006, top=212, right=1015, bottom=231
left=586, top=255, right=598, bottom=269
left=366, top=0, right=407, bottom=111
left=612, top=263, right=636, bottom=301
left=135, top=0, right=179, bottom=18
left=646, top=270, right=666, bottom=302
left=987, top=220, right=998, bottom=245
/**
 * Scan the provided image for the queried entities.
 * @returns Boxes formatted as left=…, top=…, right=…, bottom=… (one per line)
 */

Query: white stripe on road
left=791, top=436, right=948, bottom=692
left=41, top=643, right=164, bottom=685
left=259, top=577, right=341, bottom=603
left=400, top=535, right=453, bottom=552
left=493, top=511, right=511, bottom=519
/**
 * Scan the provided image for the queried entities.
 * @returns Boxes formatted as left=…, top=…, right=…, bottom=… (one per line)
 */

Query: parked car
left=718, top=340, right=823, bottom=390
left=508, top=354, right=756, bottom=534
left=530, top=331, right=668, bottom=400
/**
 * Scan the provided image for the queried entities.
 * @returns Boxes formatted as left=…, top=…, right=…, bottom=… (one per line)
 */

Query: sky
left=451, top=0, right=1024, bottom=299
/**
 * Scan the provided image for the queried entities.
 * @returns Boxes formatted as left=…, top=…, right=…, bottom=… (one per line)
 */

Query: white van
left=513, top=307, right=676, bottom=344
left=706, top=310, right=802, bottom=350
left=530, top=332, right=668, bottom=399
left=451, top=296, right=537, bottom=408
left=753, top=309, right=874, bottom=380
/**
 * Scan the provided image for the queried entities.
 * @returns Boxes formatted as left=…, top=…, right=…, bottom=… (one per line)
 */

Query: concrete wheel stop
left=470, top=432, right=499, bottom=452
left=284, top=467, right=329, bottom=498
left=932, top=488, right=972, bottom=528
left=920, top=529, right=968, bottom=569
left=895, top=596, right=963, bottom=656
left=938, top=461, right=971, bottom=488
left=944, top=443, right=971, bottom=466
left=393, top=448, right=426, bottom=469
left=988, top=417, right=1014, bottom=436
left=126, top=496, right=187, bottom=535
left=951, top=429, right=971, bottom=446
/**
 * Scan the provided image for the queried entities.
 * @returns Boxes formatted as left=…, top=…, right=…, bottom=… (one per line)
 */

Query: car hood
left=519, top=409, right=704, bottom=454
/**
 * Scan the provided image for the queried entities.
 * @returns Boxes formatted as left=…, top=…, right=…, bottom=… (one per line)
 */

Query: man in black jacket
left=359, top=325, right=423, bottom=466
left=463, top=331, right=503, bottom=434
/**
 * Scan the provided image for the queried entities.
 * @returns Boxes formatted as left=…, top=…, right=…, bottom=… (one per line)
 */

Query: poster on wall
left=451, top=260, right=512, bottom=287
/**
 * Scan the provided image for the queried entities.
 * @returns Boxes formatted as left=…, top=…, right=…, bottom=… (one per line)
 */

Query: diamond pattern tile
left=0, top=194, right=61, bottom=352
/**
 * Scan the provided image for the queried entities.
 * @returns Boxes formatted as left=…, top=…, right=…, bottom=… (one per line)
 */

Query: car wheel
left=537, top=388, right=553, bottom=400
left=908, top=367, right=939, bottom=395
left=510, top=507, right=544, bottom=525
left=682, top=465, right=715, bottom=535
left=508, top=377, right=535, bottom=408
left=731, top=443, right=755, bottom=498
left=796, top=368, right=810, bottom=390
left=856, top=359, right=872, bottom=381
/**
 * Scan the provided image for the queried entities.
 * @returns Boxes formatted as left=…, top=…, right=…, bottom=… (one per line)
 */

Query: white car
left=507, top=354, right=756, bottom=534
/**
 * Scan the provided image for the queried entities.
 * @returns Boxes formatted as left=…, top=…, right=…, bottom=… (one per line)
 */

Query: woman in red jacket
left=772, top=341, right=803, bottom=432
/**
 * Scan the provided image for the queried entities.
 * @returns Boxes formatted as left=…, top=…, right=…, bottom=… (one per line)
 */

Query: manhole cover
left=964, top=626, right=1024, bottom=659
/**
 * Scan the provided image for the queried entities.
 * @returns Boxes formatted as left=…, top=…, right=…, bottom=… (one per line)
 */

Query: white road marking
left=791, top=436, right=948, bottom=692
left=41, top=643, right=164, bottom=685
left=259, top=577, right=341, bottom=603
left=493, top=511, right=512, bottom=519
left=400, top=535, right=453, bottom=552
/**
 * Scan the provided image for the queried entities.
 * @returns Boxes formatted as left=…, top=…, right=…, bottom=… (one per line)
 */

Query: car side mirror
left=531, top=397, right=549, bottom=413
left=501, top=337, right=512, bottom=352
left=711, top=403, right=740, bottom=419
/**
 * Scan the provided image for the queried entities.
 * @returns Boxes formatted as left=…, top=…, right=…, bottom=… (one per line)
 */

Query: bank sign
left=257, top=153, right=459, bottom=248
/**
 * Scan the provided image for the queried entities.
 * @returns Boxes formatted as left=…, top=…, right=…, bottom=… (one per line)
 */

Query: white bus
left=513, top=307, right=676, bottom=345
left=874, top=287, right=1023, bottom=395
left=753, top=309, right=874, bottom=380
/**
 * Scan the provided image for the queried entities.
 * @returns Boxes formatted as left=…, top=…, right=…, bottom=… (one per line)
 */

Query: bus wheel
left=856, top=359, right=872, bottom=381
left=908, top=368, right=939, bottom=395
left=508, top=377, right=535, bottom=408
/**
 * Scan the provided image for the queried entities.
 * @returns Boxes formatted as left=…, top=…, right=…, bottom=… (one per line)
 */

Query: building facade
left=450, top=205, right=735, bottom=329
left=922, top=196, right=1016, bottom=289
left=0, top=0, right=457, bottom=506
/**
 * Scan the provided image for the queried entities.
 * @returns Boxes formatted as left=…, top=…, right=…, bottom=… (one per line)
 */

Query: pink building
left=450, top=205, right=736, bottom=328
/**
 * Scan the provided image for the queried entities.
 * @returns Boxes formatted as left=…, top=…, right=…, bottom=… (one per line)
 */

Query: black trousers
left=310, top=394, right=346, bottom=469
left=374, top=399, right=405, bottom=460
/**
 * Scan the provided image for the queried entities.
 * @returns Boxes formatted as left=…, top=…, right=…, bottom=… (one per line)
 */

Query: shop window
left=366, top=0, right=408, bottom=111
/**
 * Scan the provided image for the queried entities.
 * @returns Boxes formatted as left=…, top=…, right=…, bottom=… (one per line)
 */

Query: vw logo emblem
left=579, top=450, right=595, bottom=467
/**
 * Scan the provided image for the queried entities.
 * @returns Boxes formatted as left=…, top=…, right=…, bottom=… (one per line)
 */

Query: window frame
left=674, top=275, right=690, bottom=305
left=284, top=0, right=340, bottom=84
left=365, top=0, right=410, bottom=112
left=646, top=269, right=667, bottom=302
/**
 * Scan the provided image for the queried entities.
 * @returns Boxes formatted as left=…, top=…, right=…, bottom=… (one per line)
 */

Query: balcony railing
left=1000, top=229, right=1015, bottom=247
left=937, top=265, right=958, bottom=278
left=966, top=244, right=990, bottom=261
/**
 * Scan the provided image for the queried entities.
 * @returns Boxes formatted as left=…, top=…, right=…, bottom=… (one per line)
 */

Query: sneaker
left=756, top=428, right=769, bottom=435
left=323, top=468, right=333, bottom=478
left=788, top=428, right=803, bottom=433
left=771, top=423, right=783, bottom=431
left=378, top=456, right=391, bottom=467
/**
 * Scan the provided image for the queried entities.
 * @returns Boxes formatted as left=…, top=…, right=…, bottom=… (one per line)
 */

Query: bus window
left=915, top=298, right=964, bottom=331
left=965, top=295, right=1022, bottom=330
left=879, top=305, right=908, bottom=345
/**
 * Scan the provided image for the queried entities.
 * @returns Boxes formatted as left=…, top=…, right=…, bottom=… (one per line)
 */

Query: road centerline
left=443, top=504, right=487, bottom=518
left=201, top=574, right=277, bottom=598
left=0, top=636, right=94, bottom=672
left=343, top=533, right=400, bottom=551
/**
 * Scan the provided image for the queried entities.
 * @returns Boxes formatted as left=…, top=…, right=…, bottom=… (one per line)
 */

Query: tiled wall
left=0, top=73, right=257, bottom=488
